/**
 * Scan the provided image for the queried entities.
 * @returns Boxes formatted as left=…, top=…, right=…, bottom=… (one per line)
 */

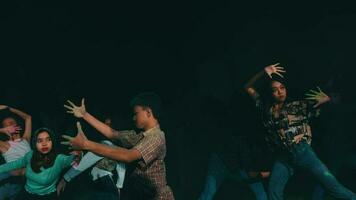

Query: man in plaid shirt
left=63, top=92, right=174, bottom=200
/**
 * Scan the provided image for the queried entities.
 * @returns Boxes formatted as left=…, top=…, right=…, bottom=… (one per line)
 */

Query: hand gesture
left=0, top=125, right=22, bottom=137
left=264, top=63, right=286, bottom=78
left=64, top=98, right=86, bottom=118
left=61, top=122, right=88, bottom=150
left=305, top=87, right=330, bottom=108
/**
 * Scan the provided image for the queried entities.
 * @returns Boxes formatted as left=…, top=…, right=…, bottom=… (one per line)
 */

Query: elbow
left=121, top=150, right=139, bottom=163
left=245, top=86, right=253, bottom=93
left=25, top=115, right=32, bottom=121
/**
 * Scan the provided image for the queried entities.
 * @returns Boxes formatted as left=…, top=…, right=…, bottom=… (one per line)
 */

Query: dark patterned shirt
left=255, top=96, right=320, bottom=151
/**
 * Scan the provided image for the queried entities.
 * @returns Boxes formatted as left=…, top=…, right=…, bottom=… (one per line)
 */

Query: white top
left=63, top=140, right=126, bottom=189
left=2, top=139, right=31, bottom=162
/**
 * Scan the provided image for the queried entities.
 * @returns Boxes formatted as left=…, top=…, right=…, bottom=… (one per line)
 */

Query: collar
left=143, top=125, right=160, bottom=136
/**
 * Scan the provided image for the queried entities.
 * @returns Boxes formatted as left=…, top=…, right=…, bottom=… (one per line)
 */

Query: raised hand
left=305, top=87, right=331, bottom=108
left=264, top=63, right=286, bottom=78
left=61, top=122, right=88, bottom=150
left=0, top=125, right=22, bottom=137
left=64, top=98, right=86, bottom=118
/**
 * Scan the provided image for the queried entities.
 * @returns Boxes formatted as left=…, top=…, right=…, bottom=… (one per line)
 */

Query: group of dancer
left=0, top=92, right=174, bottom=200
left=0, top=63, right=355, bottom=200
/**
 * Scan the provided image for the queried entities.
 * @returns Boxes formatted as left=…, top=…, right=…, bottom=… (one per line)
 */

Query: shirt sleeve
left=134, top=134, right=163, bottom=167
left=0, top=150, right=32, bottom=173
left=63, top=152, right=103, bottom=182
left=58, top=154, right=75, bottom=170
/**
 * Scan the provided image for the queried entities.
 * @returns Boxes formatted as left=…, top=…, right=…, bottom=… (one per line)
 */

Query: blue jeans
left=198, top=153, right=267, bottom=200
left=0, top=172, right=22, bottom=200
left=313, top=153, right=356, bottom=200
left=268, top=141, right=356, bottom=200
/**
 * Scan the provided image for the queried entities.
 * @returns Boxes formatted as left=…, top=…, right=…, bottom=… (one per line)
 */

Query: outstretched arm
left=62, top=122, right=141, bottom=163
left=0, top=151, right=30, bottom=173
left=64, top=99, right=120, bottom=139
left=244, top=63, right=286, bottom=100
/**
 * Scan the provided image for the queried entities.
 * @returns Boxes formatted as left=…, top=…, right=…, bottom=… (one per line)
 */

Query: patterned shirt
left=255, top=95, right=320, bottom=151
left=116, top=127, right=174, bottom=200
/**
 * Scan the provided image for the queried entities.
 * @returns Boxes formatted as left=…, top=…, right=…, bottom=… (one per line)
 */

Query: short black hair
left=130, top=92, right=162, bottom=120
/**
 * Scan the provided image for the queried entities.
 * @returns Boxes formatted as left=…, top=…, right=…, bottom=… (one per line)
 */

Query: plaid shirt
left=117, top=127, right=174, bottom=200
left=255, top=96, right=320, bottom=151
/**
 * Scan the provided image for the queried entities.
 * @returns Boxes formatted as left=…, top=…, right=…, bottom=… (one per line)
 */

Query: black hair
left=130, top=92, right=163, bottom=120
left=30, top=127, right=58, bottom=173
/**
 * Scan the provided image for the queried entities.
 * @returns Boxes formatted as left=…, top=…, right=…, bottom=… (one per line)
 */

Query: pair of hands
left=57, top=100, right=87, bottom=196
left=264, top=63, right=330, bottom=108
left=62, top=99, right=88, bottom=150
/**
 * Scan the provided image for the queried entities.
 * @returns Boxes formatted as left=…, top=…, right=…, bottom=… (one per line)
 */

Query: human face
left=2, top=117, right=17, bottom=128
left=36, top=131, right=53, bottom=154
left=132, top=106, right=150, bottom=129
left=271, top=81, right=287, bottom=103
left=2, top=117, right=20, bottom=140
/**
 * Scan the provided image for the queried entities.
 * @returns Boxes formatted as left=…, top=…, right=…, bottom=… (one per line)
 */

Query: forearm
left=0, top=159, right=26, bottom=174
left=244, top=70, right=265, bottom=99
left=82, top=112, right=118, bottom=139
left=244, top=70, right=266, bottom=89
left=9, top=107, right=31, bottom=120
left=83, top=140, right=140, bottom=163
left=0, top=128, right=7, bottom=134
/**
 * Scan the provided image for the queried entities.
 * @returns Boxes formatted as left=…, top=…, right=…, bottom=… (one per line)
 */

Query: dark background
left=1, top=1, right=356, bottom=199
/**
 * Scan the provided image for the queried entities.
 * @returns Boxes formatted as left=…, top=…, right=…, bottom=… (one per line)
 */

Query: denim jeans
left=198, top=153, right=267, bottom=200
left=268, top=141, right=356, bottom=200
left=312, top=153, right=356, bottom=200
left=0, top=172, right=22, bottom=200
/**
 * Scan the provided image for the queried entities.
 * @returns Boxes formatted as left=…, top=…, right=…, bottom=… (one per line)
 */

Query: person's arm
left=244, top=63, right=286, bottom=100
left=0, top=140, right=10, bottom=153
left=83, top=112, right=121, bottom=139
left=8, top=106, right=32, bottom=142
left=0, top=151, right=30, bottom=173
left=64, top=99, right=121, bottom=139
left=62, top=122, right=142, bottom=163
left=83, top=141, right=141, bottom=163
left=0, top=125, right=21, bottom=137
left=244, top=70, right=265, bottom=100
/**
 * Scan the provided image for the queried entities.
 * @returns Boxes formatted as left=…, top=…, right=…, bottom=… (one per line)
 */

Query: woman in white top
left=0, top=105, right=32, bottom=200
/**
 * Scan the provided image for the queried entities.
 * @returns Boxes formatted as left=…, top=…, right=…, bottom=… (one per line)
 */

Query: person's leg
left=7, top=183, right=22, bottom=200
left=295, top=143, right=356, bottom=200
left=238, top=170, right=267, bottom=200
left=268, top=161, right=293, bottom=200
left=198, top=154, right=228, bottom=200
left=0, top=173, right=22, bottom=200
